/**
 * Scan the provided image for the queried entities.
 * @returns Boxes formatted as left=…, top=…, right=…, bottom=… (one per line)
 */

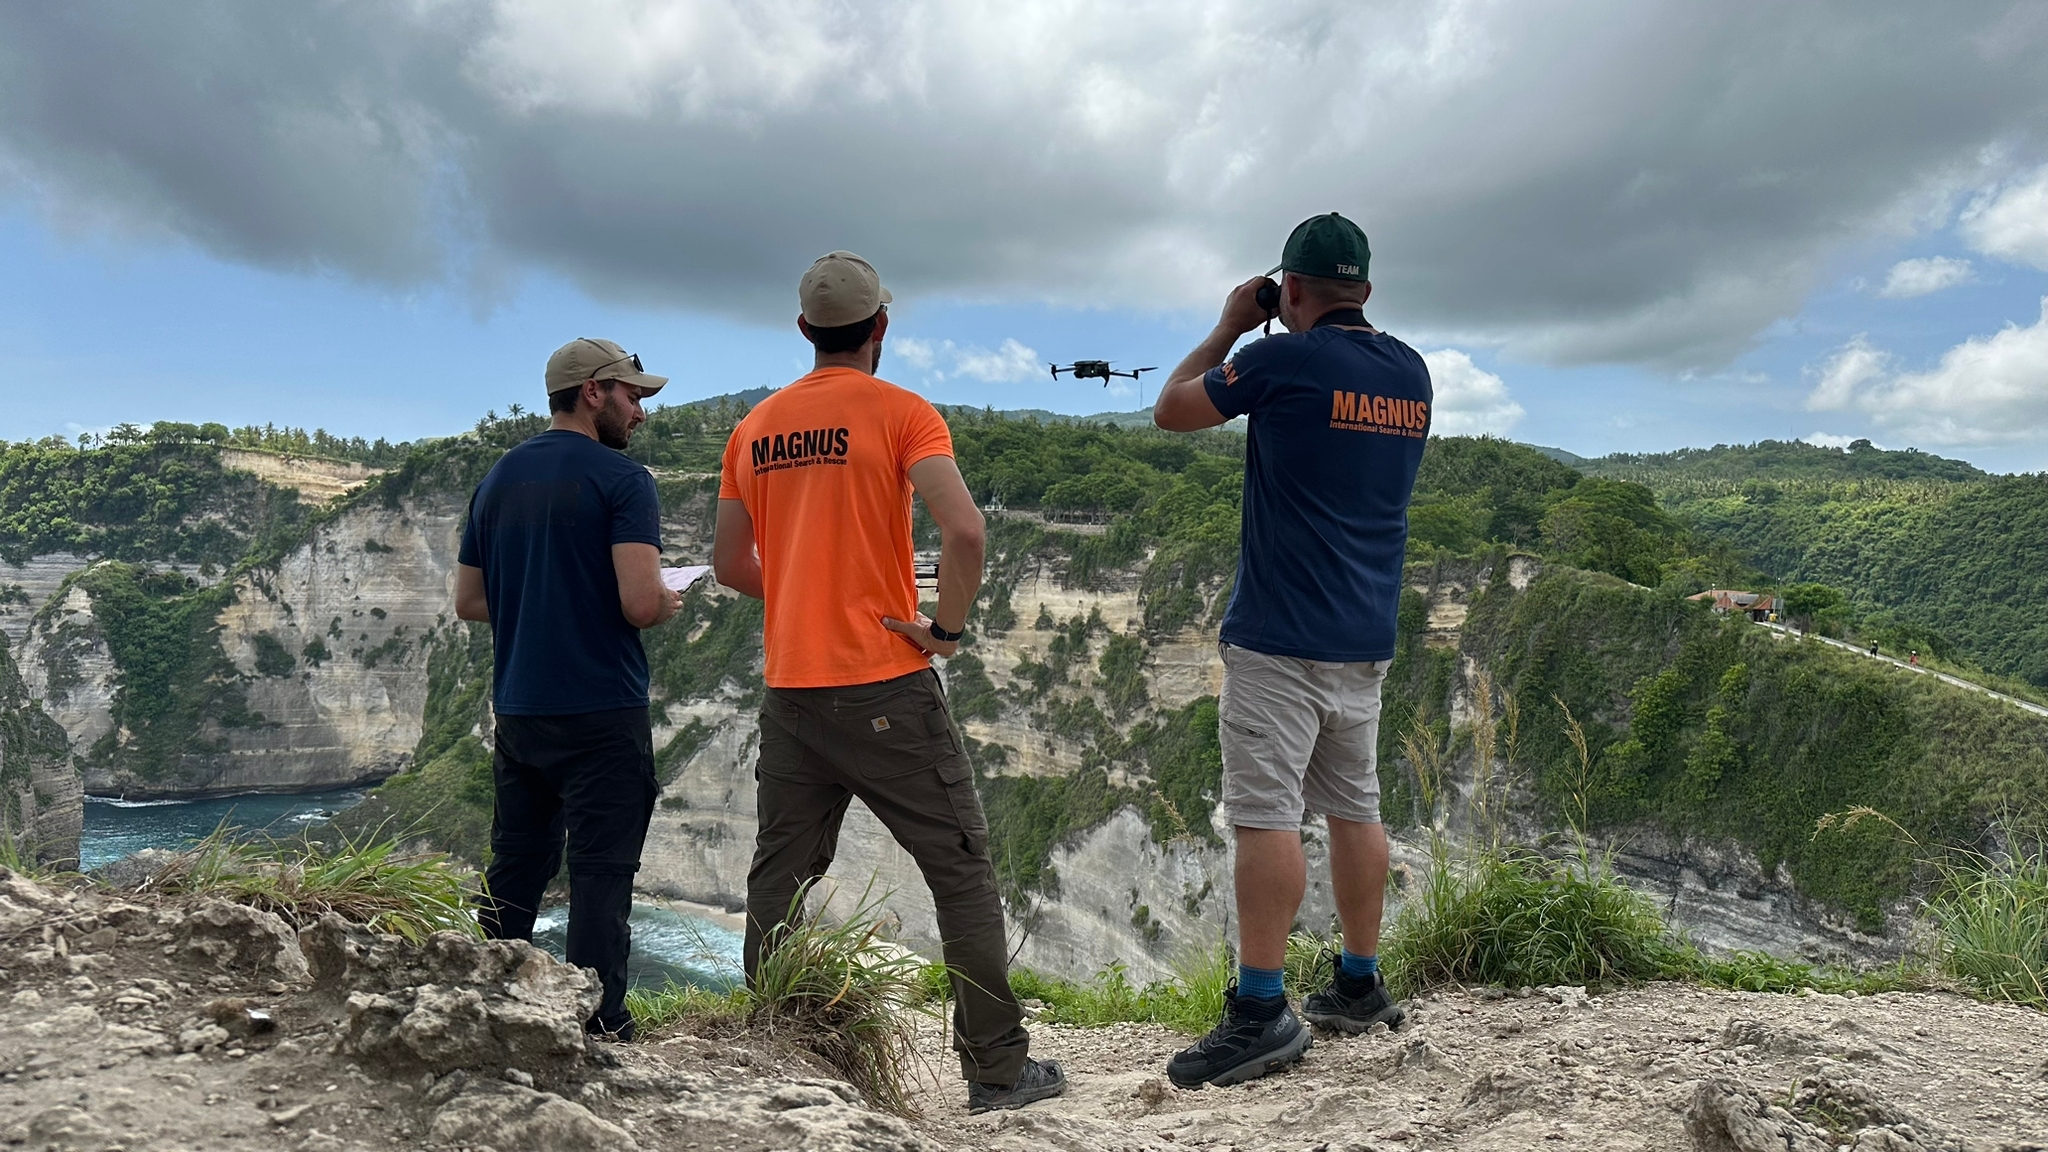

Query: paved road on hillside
left=1758, top=621, right=2048, bottom=720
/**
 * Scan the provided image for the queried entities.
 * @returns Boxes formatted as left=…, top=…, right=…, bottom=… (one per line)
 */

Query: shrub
left=1379, top=849, right=1685, bottom=997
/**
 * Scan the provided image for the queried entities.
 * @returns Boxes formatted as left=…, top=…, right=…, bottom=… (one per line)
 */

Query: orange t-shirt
left=719, top=367, right=955, bottom=689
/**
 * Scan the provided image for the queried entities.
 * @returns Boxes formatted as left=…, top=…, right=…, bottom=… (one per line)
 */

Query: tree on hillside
left=1539, top=479, right=1680, bottom=586
left=1781, top=582, right=1844, bottom=634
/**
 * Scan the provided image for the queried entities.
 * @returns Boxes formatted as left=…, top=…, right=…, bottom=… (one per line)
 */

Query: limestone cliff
left=635, top=556, right=1907, bottom=984
left=7, top=494, right=464, bottom=799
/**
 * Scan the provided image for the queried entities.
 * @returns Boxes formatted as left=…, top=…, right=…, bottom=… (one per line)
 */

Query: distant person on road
left=1912, top=650, right=1921, bottom=666
left=1152, top=213, right=1430, bottom=1089
left=713, top=252, right=1064, bottom=1114
left=455, top=338, right=679, bottom=1041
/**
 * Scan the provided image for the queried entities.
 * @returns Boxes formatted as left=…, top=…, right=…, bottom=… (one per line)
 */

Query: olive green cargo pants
left=744, top=667, right=1030, bottom=1085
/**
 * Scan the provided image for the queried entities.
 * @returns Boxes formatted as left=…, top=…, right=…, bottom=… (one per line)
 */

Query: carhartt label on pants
left=871, top=717, right=891, bottom=732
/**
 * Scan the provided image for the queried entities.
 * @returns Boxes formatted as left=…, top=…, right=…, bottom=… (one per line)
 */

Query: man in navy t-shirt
left=455, top=337, right=681, bottom=1039
left=1153, top=213, right=1430, bottom=1088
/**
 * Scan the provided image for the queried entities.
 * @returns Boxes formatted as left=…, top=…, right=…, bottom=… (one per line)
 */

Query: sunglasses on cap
left=595, top=351, right=644, bottom=376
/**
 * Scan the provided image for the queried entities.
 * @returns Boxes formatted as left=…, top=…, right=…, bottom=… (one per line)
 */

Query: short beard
left=594, top=391, right=634, bottom=450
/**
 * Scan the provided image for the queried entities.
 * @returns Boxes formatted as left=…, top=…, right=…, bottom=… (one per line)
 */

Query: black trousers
left=478, top=707, right=656, bottom=1032
left=747, top=668, right=1029, bottom=1085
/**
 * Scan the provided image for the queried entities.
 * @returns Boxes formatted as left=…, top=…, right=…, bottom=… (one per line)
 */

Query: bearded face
left=594, top=385, right=637, bottom=449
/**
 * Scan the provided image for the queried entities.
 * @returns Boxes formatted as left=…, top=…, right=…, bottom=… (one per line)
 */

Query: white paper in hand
left=661, top=565, right=712, bottom=592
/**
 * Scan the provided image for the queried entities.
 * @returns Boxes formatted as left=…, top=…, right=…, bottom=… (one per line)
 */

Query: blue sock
left=1341, top=950, right=1379, bottom=980
left=1237, top=964, right=1285, bottom=1001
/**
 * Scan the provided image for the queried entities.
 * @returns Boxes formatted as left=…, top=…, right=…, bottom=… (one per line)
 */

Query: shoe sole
left=1168, top=1027, right=1313, bottom=1090
left=1303, top=1002, right=1406, bottom=1034
left=967, top=1079, right=1067, bottom=1114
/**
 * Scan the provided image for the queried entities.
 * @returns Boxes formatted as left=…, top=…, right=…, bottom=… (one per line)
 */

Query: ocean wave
left=85, top=796, right=195, bottom=808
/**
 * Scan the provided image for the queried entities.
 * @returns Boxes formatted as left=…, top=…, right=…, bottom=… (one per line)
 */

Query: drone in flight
left=1049, top=360, right=1158, bottom=386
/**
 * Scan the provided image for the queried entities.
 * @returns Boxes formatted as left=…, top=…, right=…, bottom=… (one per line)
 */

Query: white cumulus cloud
left=891, top=336, right=937, bottom=370
left=890, top=336, right=1042, bottom=383
left=1876, top=256, right=1973, bottom=298
left=1801, top=432, right=1878, bottom=449
left=1803, top=298, right=2048, bottom=444
left=1420, top=348, right=1524, bottom=436
left=1805, top=335, right=1893, bottom=412
left=952, top=339, right=1042, bottom=383
left=1961, top=163, right=2048, bottom=271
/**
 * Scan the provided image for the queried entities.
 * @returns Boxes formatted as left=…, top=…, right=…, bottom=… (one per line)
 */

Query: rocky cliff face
left=6, top=495, right=464, bottom=799
left=635, top=559, right=1885, bottom=985
left=2, top=453, right=1943, bottom=981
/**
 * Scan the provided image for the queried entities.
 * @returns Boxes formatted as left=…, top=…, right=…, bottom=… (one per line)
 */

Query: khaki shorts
left=1218, top=642, right=1391, bottom=831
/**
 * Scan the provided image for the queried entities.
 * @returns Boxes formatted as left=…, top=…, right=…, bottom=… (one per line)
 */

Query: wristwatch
left=927, top=621, right=964, bottom=644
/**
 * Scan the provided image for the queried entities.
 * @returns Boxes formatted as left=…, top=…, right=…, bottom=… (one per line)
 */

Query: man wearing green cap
left=1153, top=213, right=1430, bottom=1087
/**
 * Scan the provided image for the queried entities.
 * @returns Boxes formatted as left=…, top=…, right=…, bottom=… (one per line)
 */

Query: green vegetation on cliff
left=61, top=563, right=267, bottom=785
left=1583, top=439, right=2048, bottom=688
left=0, top=436, right=312, bottom=568
left=1442, top=563, right=2048, bottom=929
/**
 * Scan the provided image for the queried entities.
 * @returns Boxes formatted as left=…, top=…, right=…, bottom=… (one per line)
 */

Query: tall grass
left=1380, top=695, right=1899, bottom=998
left=1380, top=848, right=1686, bottom=997
left=632, top=879, right=935, bottom=1116
left=1819, top=806, right=2047, bottom=1007
left=136, top=823, right=480, bottom=941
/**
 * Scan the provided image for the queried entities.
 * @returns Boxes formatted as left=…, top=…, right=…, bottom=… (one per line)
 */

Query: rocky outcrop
left=0, top=868, right=941, bottom=1152
left=303, top=913, right=598, bottom=1080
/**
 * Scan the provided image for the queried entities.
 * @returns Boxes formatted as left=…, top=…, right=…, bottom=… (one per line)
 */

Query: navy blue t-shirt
left=457, top=430, right=663, bottom=715
left=1203, top=323, right=1432, bottom=662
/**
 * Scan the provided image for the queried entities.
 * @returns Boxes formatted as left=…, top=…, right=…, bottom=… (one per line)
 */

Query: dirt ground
left=905, top=984, right=2048, bottom=1151
left=5, top=866, right=2047, bottom=1152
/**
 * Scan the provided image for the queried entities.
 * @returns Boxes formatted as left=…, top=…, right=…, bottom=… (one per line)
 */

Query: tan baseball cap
left=799, top=251, right=893, bottom=328
left=544, top=338, right=669, bottom=396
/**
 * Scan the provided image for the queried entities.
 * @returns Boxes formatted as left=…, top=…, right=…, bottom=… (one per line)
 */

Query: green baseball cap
left=1268, top=212, right=1371, bottom=281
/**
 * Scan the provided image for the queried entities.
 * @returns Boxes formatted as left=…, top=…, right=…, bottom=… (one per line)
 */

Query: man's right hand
left=656, top=587, right=683, bottom=625
left=1219, top=275, right=1276, bottom=337
left=883, top=613, right=959, bottom=658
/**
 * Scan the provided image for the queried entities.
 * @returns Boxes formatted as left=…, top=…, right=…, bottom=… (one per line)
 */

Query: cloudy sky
left=3, top=1, right=2046, bottom=470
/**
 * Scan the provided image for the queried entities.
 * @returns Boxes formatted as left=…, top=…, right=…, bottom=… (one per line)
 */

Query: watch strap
left=927, top=621, right=964, bottom=644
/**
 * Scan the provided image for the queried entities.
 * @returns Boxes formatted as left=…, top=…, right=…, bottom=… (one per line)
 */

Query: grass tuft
left=136, top=822, right=480, bottom=941
left=625, top=981, right=748, bottom=1034
left=1379, top=849, right=1685, bottom=997
left=631, top=879, right=935, bottom=1116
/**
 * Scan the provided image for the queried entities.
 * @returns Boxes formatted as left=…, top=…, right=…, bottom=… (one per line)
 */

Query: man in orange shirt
left=713, top=251, right=1065, bottom=1114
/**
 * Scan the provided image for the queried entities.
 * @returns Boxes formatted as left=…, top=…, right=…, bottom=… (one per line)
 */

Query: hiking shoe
left=1302, top=954, right=1406, bottom=1034
left=1165, top=984, right=1312, bottom=1089
left=967, top=1057, right=1067, bottom=1114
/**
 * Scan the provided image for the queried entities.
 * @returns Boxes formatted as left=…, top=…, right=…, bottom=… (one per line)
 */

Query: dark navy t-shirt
left=1203, top=323, right=1432, bottom=663
left=457, top=429, right=663, bottom=715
